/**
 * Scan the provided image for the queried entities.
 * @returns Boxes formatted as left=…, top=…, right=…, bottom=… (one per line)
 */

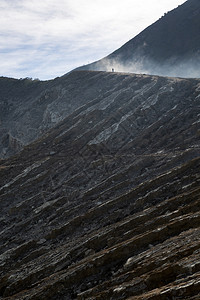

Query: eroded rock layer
left=0, top=71, right=200, bottom=299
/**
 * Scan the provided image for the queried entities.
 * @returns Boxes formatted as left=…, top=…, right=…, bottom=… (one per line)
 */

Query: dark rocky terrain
left=1, top=71, right=140, bottom=158
left=78, top=0, right=200, bottom=78
left=0, top=70, right=200, bottom=299
left=1, top=0, right=200, bottom=159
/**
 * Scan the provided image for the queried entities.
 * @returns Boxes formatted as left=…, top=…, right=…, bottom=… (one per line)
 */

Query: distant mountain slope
left=1, top=72, right=141, bottom=158
left=1, top=0, right=200, bottom=158
left=1, top=65, right=200, bottom=158
left=77, top=0, right=200, bottom=78
left=0, top=71, right=200, bottom=299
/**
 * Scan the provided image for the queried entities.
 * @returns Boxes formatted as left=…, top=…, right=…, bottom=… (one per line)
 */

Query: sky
left=0, top=0, right=186, bottom=80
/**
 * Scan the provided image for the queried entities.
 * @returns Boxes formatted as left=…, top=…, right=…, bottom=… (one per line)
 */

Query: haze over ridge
left=0, top=0, right=186, bottom=79
left=77, top=0, right=200, bottom=78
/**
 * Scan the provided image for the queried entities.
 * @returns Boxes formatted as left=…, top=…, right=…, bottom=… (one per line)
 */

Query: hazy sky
left=0, top=0, right=186, bottom=80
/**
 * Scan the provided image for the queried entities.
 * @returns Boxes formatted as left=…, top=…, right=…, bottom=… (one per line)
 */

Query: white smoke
left=91, top=55, right=200, bottom=79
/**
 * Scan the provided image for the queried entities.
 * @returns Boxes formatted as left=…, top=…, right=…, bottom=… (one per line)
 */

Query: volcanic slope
left=2, top=1, right=200, bottom=159
left=1, top=71, right=132, bottom=158
left=77, top=0, right=200, bottom=78
left=0, top=71, right=200, bottom=299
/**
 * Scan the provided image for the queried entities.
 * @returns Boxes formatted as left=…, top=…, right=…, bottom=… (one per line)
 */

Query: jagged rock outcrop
left=0, top=71, right=200, bottom=299
left=77, top=0, right=200, bottom=78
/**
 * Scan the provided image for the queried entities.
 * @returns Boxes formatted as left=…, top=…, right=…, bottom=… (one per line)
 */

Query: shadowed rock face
left=0, top=71, right=200, bottom=299
left=1, top=0, right=200, bottom=158
left=77, top=0, right=200, bottom=78
left=1, top=71, right=147, bottom=158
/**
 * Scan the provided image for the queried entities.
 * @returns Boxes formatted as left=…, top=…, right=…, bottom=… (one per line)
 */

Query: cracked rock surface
left=0, top=71, right=200, bottom=299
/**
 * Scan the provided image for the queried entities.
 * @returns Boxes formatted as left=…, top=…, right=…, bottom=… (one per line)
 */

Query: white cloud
left=0, top=0, right=186, bottom=79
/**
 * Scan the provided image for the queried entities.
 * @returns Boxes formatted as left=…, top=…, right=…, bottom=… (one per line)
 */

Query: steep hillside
left=1, top=0, right=200, bottom=159
left=1, top=71, right=143, bottom=158
left=78, top=0, right=200, bottom=78
left=0, top=71, right=200, bottom=299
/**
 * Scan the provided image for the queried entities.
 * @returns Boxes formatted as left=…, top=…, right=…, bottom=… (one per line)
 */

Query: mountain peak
left=77, top=0, right=200, bottom=78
